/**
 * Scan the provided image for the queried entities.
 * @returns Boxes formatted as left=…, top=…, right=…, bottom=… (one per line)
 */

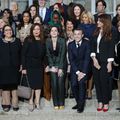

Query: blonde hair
left=10, top=1, right=18, bottom=11
left=81, top=11, right=95, bottom=24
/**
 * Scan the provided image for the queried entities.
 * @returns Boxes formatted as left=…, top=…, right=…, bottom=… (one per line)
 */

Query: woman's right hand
left=22, top=69, right=27, bottom=74
left=50, top=67, right=58, bottom=73
left=93, top=57, right=101, bottom=70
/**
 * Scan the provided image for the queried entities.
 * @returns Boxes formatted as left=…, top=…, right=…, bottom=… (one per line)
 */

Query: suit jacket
left=91, top=35, right=115, bottom=62
left=46, top=37, right=66, bottom=69
left=39, top=7, right=51, bottom=25
left=68, top=39, right=90, bottom=74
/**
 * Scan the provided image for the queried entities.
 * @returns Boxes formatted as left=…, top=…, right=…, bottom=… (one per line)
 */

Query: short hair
left=96, top=0, right=107, bottom=8
left=74, top=28, right=84, bottom=34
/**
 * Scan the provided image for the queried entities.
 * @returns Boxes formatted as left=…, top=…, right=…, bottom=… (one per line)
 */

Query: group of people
left=0, top=0, right=120, bottom=114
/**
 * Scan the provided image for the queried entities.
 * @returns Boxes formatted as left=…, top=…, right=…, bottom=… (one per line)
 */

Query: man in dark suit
left=38, top=0, right=51, bottom=24
left=68, top=28, right=90, bottom=113
left=94, top=0, right=111, bottom=23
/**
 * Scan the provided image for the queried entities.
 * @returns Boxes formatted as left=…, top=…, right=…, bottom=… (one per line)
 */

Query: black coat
left=22, top=37, right=46, bottom=89
left=0, top=38, right=21, bottom=84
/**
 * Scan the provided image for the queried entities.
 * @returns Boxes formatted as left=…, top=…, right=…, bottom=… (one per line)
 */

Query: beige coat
left=17, top=23, right=32, bottom=44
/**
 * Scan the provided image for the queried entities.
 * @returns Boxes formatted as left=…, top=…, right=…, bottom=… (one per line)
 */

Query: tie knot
left=77, top=43, right=79, bottom=48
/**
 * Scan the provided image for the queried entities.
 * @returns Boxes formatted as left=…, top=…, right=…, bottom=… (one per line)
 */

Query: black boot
left=72, top=104, right=78, bottom=109
left=77, top=102, right=85, bottom=113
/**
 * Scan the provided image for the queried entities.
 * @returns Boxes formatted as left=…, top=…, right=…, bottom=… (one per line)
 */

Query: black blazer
left=91, top=35, right=115, bottom=62
left=68, top=39, right=90, bottom=74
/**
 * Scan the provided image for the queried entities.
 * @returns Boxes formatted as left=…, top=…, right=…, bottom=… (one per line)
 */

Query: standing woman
left=91, top=14, right=115, bottom=112
left=17, top=11, right=32, bottom=44
left=22, top=23, right=45, bottom=111
left=0, top=25, right=21, bottom=112
left=46, top=26, right=66, bottom=110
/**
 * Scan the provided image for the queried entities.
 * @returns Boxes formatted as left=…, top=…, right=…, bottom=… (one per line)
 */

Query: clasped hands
left=77, top=72, right=86, bottom=81
left=49, top=66, right=63, bottom=77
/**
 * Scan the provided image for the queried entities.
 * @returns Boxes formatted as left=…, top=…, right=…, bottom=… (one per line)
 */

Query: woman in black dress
left=22, top=23, right=45, bottom=111
left=0, top=25, right=21, bottom=112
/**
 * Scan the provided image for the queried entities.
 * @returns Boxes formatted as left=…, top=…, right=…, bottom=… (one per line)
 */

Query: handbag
left=18, top=74, right=32, bottom=99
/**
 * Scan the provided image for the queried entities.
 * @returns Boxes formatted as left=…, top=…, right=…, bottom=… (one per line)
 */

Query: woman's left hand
left=58, top=69, right=63, bottom=77
left=107, top=62, right=112, bottom=73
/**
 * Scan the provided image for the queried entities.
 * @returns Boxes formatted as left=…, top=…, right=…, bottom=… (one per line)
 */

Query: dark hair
left=18, top=11, right=31, bottom=30
left=49, top=25, right=64, bottom=38
left=2, top=24, right=14, bottom=38
left=65, top=19, right=74, bottom=30
left=94, top=14, right=112, bottom=40
left=96, top=0, right=107, bottom=8
left=74, top=28, right=84, bottom=34
left=2, top=8, right=13, bottom=25
left=33, top=15, right=43, bottom=24
left=28, top=5, right=38, bottom=17
left=72, top=3, right=85, bottom=20
left=116, top=4, right=120, bottom=11
left=28, top=23, right=44, bottom=42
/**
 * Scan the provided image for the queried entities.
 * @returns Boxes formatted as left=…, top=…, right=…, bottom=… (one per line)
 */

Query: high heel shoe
left=35, top=104, right=40, bottom=110
left=54, top=106, right=59, bottom=110
left=59, top=106, right=64, bottom=110
left=103, top=104, right=109, bottom=112
left=2, top=105, right=11, bottom=112
left=28, top=104, right=35, bottom=112
left=86, top=90, right=92, bottom=99
left=13, top=106, right=19, bottom=111
left=97, top=103, right=103, bottom=111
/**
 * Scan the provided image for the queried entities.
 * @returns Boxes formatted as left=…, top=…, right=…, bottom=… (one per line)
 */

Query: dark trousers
left=93, top=62, right=112, bottom=104
left=50, top=72, right=65, bottom=106
left=71, top=73, right=86, bottom=105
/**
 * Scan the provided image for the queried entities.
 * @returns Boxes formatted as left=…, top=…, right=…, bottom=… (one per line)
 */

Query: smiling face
left=10, top=2, right=18, bottom=11
left=0, top=19, right=6, bottom=29
left=23, top=13, right=30, bottom=24
left=50, top=27, right=59, bottom=38
left=34, top=17, right=42, bottom=24
left=74, top=6, right=81, bottom=17
left=33, top=25, right=41, bottom=37
left=30, top=6, right=37, bottom=17
left=4, top=26, right=13, bottom=38
left=66, top=21, right=74, bottom=31
left=82, top=14, right=89, bottom=24
left=39, top=0, right=46, bottom=7
left=97, top=18, right=104, bottom=29
left=97, top=1, right=105, bottom=13
left=74, top=30, right=83, bottom=42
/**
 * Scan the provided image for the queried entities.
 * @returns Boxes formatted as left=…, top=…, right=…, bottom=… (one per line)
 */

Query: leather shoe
left=13, top=107, right=19, bottom=111
left=116, top=108, right=120, bottom=110
left=72, top=104, right=78, bottom=109
left=77, top=105, right=84, bottom=113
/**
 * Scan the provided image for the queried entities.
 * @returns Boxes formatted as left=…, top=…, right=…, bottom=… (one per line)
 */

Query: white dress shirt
left=39, top=7, right=46, bottom=21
